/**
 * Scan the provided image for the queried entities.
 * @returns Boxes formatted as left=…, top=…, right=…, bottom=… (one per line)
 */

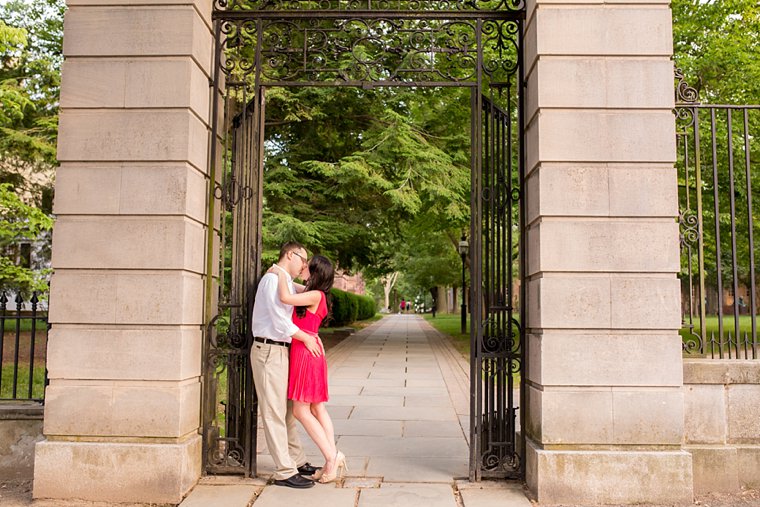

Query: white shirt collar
left=272, top=263, right=292, bottom=281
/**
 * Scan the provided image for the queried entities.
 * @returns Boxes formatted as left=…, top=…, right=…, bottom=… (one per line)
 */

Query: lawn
left=680, top=315, right=760, bottom=355
left=680, top=315, right=760, bottom=336
left=0, top=363, right=46, bottom=400
left=2, top=319, right=46, bottom=332
left=423, top=312, right=470, bottom=357
left=425, top=312, right=523, bottom=384
left=428, top=312, right=760, bottom=358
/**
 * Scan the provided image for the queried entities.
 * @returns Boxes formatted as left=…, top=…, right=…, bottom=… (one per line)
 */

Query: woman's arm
left=276, top=269, right=321, bottom=306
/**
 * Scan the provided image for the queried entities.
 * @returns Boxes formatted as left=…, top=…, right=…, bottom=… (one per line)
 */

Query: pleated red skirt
left=288, top=292, right=329, bottom=403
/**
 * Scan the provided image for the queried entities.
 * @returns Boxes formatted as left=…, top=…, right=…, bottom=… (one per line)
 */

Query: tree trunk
left=381, top=272, right=399, bottom=312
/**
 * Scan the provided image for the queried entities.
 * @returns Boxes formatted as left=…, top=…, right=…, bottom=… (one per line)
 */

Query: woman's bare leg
left=293, top=401, right=337, bottom=474
left=311, top=403, right=336, bottom=455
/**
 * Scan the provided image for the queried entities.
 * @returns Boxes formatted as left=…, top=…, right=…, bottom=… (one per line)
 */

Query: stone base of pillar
left=33, top=434, right=201, bottom=503
left=526, top=439, right=693, bottom=504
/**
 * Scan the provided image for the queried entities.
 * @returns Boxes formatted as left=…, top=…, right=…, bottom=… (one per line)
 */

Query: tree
left=0, top=0, right=62, bottom=291
left=0, top=183, right=53, bottom=293
left=672, top=0, right=760, bottom=104
left=262, top=86, right=471, bottom=274
left=673, top=0, right=760, bottom=318
left=0, top=0, right=63, bottom=170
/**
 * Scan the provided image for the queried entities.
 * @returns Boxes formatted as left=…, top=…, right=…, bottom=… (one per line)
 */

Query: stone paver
left=403, top=420, right=465, bottom=438
left=333, top=419, right=403, bottom=437
left=358, top=483, right=458, bottom=507
left=338, top=435, right=469, bottom=458
left=366, top=456, right=469, bottom=482
left=181, top=315, right=531, bottom=507
left=350, top=405, right=458, bottom=421
left=253, top=483, right=357, bottom=507
left=458, top=483, right=533, bottom=507
left=178, top=485, right=260, bottom=507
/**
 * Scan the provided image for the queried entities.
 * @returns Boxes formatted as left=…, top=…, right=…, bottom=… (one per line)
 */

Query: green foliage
left=672, top=0, right=760, bottom=104
left=0, top=183, right=52, bottom=292
left=328, top=288, right=376, bottom=326
left=0, top=0, right=64, bottom=166
left=673, top=1, right=760, bottom=300
left=262, top=85, right=471, bottom=292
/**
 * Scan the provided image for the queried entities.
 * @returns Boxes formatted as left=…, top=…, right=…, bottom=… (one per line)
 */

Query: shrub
left=328, top=288, right=376, bottom=326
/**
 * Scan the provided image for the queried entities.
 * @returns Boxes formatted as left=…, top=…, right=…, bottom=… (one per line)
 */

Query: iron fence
left=676, top=70, right=760, bottom=359
left=0, top=291, right=48, bottom=402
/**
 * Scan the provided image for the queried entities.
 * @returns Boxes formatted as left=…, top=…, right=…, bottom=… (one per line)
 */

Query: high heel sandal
left=318, top=451, right=347, bottom=484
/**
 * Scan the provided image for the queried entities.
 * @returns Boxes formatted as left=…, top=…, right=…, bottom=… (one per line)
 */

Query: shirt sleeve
left=260, top=274, right=300, bottom=338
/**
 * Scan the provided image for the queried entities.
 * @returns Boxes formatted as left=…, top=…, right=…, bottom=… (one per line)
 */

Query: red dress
left=288, top=292, right=329, bottom=403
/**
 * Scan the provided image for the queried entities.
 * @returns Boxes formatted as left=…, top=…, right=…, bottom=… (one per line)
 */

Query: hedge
left=328, top=288, right=376, bottom=327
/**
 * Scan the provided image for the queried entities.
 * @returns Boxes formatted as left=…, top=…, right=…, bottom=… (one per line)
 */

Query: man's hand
left=294, top=330, right=323, bottom=357
left=303, top=334, right=323, bottom=357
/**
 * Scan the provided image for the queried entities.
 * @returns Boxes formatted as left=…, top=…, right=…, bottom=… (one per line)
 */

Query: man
left=251, top=241, right=323, bottom=488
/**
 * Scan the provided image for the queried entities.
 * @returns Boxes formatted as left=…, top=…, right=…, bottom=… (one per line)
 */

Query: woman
left=269, top=254, right=346, bottom=484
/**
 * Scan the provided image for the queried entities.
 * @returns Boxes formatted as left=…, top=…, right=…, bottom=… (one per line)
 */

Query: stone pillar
left=523, top=0, right=693, bottom=504
left=33, top=0, right=213, bottom=503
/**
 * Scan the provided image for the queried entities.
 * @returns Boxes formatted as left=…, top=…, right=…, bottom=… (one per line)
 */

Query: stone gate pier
left=32, top=0, right=213, bottom=502
left=524, top=0, right=692, bottom=503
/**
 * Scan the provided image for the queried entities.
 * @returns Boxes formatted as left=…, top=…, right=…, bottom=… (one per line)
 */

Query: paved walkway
left=181, top=315, right=531, bottom=507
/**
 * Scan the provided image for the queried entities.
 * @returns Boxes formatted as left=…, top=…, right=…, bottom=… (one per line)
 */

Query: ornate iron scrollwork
left=215, top=0, right=525, bottom=13
left=205, top=0, right=526, bottom=480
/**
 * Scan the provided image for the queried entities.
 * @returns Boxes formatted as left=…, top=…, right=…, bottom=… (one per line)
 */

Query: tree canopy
left=2, top=0, right=759, bottom=301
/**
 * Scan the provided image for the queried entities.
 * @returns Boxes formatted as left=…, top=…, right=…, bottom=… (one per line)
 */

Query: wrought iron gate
left=676, top=69, right=760, bottom=359
left=203, top=0, right=526, bottom=480
left=469, top=93, right=523, bottom=480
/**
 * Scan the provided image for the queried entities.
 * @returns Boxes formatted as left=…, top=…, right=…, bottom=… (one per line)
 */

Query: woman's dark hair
left=295, top=255, right=334, bottom=322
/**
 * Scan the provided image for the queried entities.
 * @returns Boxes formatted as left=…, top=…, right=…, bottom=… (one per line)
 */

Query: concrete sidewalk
left=181, top=315, right=531, bottom=507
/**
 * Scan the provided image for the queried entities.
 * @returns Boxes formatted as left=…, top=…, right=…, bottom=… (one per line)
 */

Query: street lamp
left=458, top=233, right=469, bottom=334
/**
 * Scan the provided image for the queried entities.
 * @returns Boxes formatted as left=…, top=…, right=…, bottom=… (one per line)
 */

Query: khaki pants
left=251, top=341, right=306, bottom=480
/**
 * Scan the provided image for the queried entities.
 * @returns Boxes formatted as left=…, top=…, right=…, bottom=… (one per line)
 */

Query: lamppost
left=458, top=233, right=469, bottom=334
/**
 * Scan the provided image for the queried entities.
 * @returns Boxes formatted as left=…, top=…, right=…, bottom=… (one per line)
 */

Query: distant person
left=268, top=254, right=346, bottom=484
left=250, top=242, right=323, bottom=489
left=399, top=299, right=406, bottom=314
left=405, top=301, right=411, bottom=312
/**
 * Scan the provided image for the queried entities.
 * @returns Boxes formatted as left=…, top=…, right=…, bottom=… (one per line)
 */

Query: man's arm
left=260, top=274, right=322, bottom=357
left=259, top=275, right=301, bottom=338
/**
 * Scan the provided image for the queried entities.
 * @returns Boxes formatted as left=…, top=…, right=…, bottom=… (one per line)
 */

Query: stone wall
left=32, top=0, right=214, bottom=501
left=684, top=359, right=760, bottom=494
left=523, top=0, right=692, bottom=502
left=0, top=403, right=43, bottom=480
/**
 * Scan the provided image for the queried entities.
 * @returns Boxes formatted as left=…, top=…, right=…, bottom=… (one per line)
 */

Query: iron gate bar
left=676, top=71, right=760, bottom=359
left=743, top=108, right=757, bottom=347
left=205, top=0, right=525, bottom=479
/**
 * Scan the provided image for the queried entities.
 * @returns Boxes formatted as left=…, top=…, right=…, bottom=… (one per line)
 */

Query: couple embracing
left=250, top=241, right=346, bottom=489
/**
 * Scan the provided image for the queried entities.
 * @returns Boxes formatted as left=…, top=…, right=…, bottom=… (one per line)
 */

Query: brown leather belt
left=253, top=336, right=290, bottom=348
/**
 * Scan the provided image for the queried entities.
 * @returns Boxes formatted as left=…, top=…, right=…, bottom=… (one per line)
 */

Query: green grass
left=681, top=315, right=760, bottom=336
left=0, top=363, right=45, bottom=400
left=424, top=312, right=470, bottom=357
left=424, top=312, right=523, bottom=384
left=681, top=315, right=760, bottom=355
left=2, top=319, right=45, bottom=332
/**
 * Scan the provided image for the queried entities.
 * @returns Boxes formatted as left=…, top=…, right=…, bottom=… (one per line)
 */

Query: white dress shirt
left=250, top=267, right=300, bottom=343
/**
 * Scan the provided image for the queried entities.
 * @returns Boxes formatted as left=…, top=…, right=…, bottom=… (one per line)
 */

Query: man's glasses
left=292, top=251, right=308, bottom=264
